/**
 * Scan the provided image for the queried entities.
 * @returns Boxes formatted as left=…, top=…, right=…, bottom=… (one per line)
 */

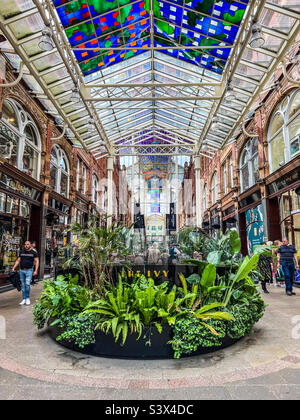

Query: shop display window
left=210, top=172, right=218, bottom=205
left=280, top=189, right=300, bottom=250
left=0, top=193, right=5, bottom=213
left=6, top=195, right=18, bottom=215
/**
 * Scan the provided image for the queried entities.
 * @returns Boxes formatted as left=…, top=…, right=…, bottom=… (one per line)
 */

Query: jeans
left=19, top=269, right=33, bottom=299
left=281, top=262, right=295, bottom=293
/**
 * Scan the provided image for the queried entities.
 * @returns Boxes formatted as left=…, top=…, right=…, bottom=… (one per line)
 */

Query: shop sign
left=2, top=235, right=21, bottom=268
left=246, top=204, right=264, bottom=256
left=268, top=167, right=300, bottom=195
left=0, top=173, right=40, bottom=201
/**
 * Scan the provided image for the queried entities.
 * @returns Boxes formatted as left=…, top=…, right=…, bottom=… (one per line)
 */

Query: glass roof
left=0, top=0, right=299, bottom=158
left=53, top=0, right=248, bottom=76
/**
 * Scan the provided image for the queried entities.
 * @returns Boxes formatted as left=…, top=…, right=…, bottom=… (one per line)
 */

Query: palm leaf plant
left=63, top=216, right=133, bottom=294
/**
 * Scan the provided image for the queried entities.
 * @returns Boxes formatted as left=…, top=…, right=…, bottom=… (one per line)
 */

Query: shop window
left=239, top=138, right=259, bottom=193
left=76, top=158, right=80, bottom=191
left=268, top=89, right=300, bottom=173
left=92, top=174, right=99, bottom=205
left=50, top=145, right=70, bottom=198
left=0, top=99, right=41, bottom=180
left=82, top=164, right=87, bottom=195
left=0, top=193, right=5, bottom=212
left=210, top=172, right=218, bottom=205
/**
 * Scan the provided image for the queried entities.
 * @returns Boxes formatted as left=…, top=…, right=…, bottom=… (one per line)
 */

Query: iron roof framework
left=0, top=0, right=299, bottom=159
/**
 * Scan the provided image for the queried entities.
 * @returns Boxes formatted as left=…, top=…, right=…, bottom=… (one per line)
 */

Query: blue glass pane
left=53, top=0, right=249, bottom=75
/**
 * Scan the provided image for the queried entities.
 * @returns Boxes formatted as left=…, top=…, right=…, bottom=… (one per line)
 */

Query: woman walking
left=257, top=242, right=273, bottom=294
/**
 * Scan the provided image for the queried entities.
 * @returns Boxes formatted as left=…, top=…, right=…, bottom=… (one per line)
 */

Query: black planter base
left=48, top=324, right=240, bottom=359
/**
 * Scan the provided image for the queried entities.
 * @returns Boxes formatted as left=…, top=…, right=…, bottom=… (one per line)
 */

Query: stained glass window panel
left=53, top=0, right=249, bottom=75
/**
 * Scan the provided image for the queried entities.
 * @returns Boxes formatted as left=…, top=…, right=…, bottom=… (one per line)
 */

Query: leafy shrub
left=32, top=274, right=96, bottom=330
left=170, top=315, right=227, bottom=359
left=226, top=303, right=265, bottom=339
left=52, top=312, right=98, bottom=349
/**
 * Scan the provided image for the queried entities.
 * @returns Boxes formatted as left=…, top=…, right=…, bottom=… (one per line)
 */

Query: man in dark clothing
left=12, top=241, right=39, bottom=305
left=277, top=237, right=299, bottom=296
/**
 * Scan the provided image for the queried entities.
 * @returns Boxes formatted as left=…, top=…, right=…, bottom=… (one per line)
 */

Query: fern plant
left=82, top=278, right=143, bottom=346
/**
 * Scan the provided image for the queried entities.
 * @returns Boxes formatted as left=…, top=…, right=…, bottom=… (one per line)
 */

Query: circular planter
left=48, top=322, right=240, bottom=359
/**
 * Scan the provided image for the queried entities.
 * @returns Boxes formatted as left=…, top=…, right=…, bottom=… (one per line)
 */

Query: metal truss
left=116, top=145, right=193, bottom=156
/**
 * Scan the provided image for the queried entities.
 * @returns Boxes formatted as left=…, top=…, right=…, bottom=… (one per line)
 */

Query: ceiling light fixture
left=249, top=23, right=265, bottom=49
left=38, top=28, right=55, bottom=52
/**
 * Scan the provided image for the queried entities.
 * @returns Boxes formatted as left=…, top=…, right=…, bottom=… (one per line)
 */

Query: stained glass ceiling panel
left=53, top=0, right=249, bottom=76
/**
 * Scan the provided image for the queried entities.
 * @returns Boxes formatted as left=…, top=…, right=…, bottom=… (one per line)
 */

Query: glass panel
left=54, top=0, right=247, bottom=76
left=24, top=124, right=38, bottom=145
left=2, top=100, right=19, bottom=129
left=290, top=138, right=300, bottom=156
left=270, top=131, right=285, bottom=172
left=270, top=113, right=284, bottom=137
left=241, top=165, right=249, bottom=191
left=23, top=144, right=38, bottom=179
left=0, top=193, right=5, bottom=212
left=60, top=172, right=68, bottom=197
left=19, top=200, right=30, bottom=218
left=6, top=196, right=18, bottom=215
left=0, top=0, right=35, bottom=18
left=50, top=164, right=57, bottom=190
left=289, top=91, right=300, bottom=119
left=0, top=134, right=18, bottom=167
left=288, top=115, right=300, bottom=142
left=253, top=154, right=259, bottom=183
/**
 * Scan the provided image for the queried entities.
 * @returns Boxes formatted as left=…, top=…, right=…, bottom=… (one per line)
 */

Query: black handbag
left=8, top=271, right=22, bottom=291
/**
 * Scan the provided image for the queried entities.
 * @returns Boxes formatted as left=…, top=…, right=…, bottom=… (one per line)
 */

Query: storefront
left=44, top=193, right=71, bottom=277
left=0, top=163, right=43, bottom=289
left=267, top=164, right=300, bottom=249
left=222, top=204, right=237, bottom=233
left=238, top=187, right=263, bottom=255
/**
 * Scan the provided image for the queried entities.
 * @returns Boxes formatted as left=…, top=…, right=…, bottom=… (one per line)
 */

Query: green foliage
left=52, top=312, right=98, bottom=349
left=178, top=227, right=210, bottom=258
left=226, top=302, right=266, bottom=339
left=170, top=315, right=227, bottom=359
left=63, top=216, right=133, bottom=293
left=32, top=275, right=94, bottom=329
left=83, top=277, right=142, bottom=346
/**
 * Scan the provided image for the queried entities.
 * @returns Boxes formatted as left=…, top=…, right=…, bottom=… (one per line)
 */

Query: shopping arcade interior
left=0, top=0, right=299, bottom=249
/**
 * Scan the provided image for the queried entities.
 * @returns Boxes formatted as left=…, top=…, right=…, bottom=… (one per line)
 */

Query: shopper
left=257, top=242, right=273, bottom=294
left=273, top=240, right=285, bottom=288
left=12, top=240, right=39, bottom=305
left=31, top=241, right=38, bottom=285
left=277, top=237, right=299, bottom=296
left=148, top=243, right=161, bottom=265
left=161, top=249, right=169, bottom=265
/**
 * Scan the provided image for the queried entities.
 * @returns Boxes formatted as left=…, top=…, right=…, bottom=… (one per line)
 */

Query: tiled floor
left=1, top=283, right=300, bottom=400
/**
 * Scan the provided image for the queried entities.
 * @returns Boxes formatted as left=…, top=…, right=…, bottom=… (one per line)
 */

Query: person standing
left=257, top=251, right=273, bottom=294
left=277, top=237, right=299, bottom=296
left=12, top=240, right=39, bottom=305
left=148, top=243, right=161, bottom=265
